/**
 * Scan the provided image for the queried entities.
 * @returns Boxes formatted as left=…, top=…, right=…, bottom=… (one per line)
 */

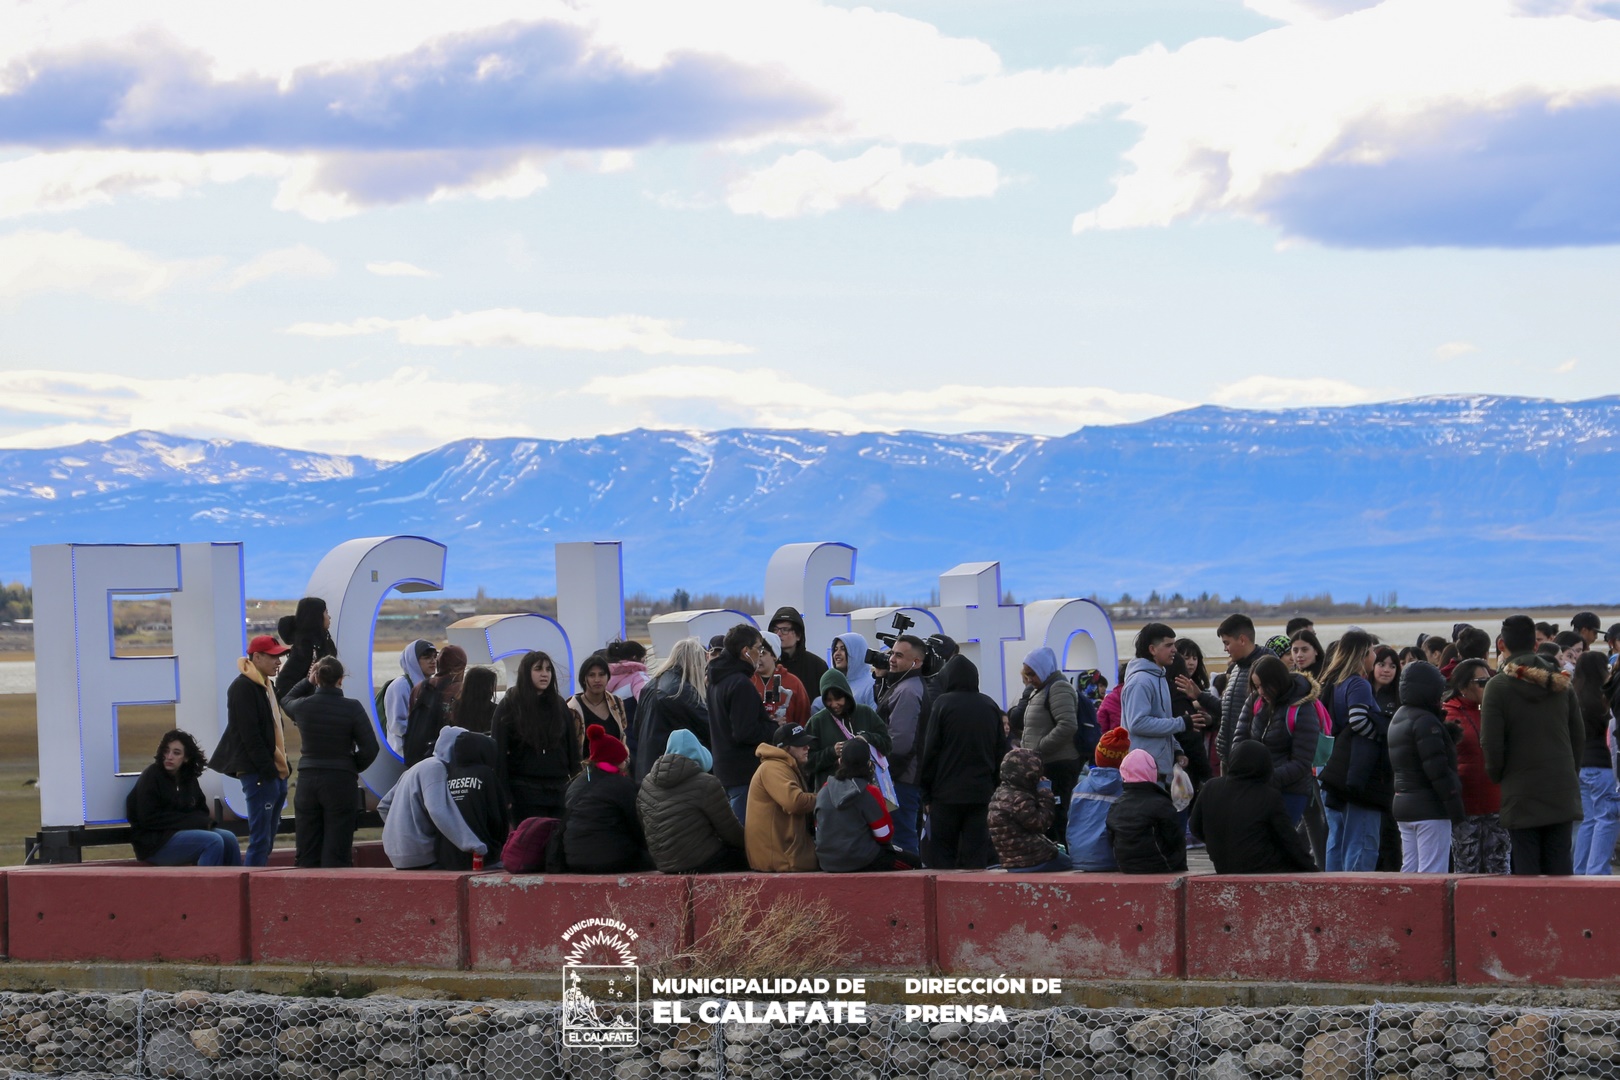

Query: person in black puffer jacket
left=127, top=730, right=243, bottom=866
left=561, top=725, right=647, bottom=873
left=281, top=657, right=380, bottom=867
left=707, top=625, right=776, bottom=824
left=1106, top=749, right=1187, bottom=873
left=275, top=596, right=337, bottom=699
left=637, top=729, right=746, bottom=873
left=493, top=651, right=581, bottom=822
left=1388, top=660, right=1465, bottom=873
left=1189, top=739, right=1316, bottom=874
left=1233, top=655, right=1321, bottom=826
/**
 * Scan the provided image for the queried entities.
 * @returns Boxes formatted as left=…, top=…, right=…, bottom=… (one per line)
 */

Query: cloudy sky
left=1, top=0, right=1617, bottom=458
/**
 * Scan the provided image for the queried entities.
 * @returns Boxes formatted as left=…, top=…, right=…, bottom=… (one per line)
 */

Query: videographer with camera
left=877, top=632, right=931, bottom=855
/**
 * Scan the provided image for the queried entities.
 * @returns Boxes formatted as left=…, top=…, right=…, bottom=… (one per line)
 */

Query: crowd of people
left=125, top=598, right=1618, bottom=879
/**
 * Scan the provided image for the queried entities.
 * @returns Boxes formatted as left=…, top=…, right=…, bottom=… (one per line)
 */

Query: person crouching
left=1106, top=748, right=1187, bottom=873
left=746, top=722, right=818, bottom=871
left=561, top=724, right=648, bottom=873
left=815, top=739, right=920, bottom=872
left=988, top=747, right=1073, bottom=872
left=638, top=729, right=748, bottom=873
left=1188, top=739, right=1316, bottom=874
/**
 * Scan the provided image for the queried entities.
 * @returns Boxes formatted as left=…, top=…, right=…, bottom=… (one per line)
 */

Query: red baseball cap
left=248, top=634, right=290, bottom=656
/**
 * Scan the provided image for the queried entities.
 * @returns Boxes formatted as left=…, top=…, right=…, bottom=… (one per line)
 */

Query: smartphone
left=765, top=673, right=782, bottom=707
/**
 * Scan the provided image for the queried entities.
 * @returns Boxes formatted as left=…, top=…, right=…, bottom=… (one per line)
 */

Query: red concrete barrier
left=353, top=841, right=390, bottom=868
left=0, top=871, right=8, bottom=959
left=468, top=873, right=690, bottom=971
left=935, top=873, right=1184, bottom=978
left=1185, top=873, right=1454, bottom=984
left=1454, top=877, right=1620, bottom=986
left=690, top=873, right=936, bottom=971
left=6, top=867, right=260, bottom=964
left=250, top=869, right=472, bottom=969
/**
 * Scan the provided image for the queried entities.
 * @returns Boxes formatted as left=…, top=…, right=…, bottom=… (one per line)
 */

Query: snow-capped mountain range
left=1, top=395, right=1615, bottom=607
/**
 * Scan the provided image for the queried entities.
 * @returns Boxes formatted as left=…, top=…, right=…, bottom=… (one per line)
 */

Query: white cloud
left=0, top=229, right=197, bottom=300
left=1073, top=0, right=1620, bottom=247
left=0, top=367, right=526, bottom=459
left=1435, top=341, right=1478, bottom=360
left=285, top=308, right=753, bottom=355
left=1557, top=358, right=1580, bottom=373
left=224, top=244, right=336, bottom=290
left=578, top=365, right=1187, bottom=430
left=1211, top=375, right=1378, bottom=407
left=366, top=261, right=435, bottom=278
left=727, top=147, right=1001, bottom=218
left=0, top=151, right=288, bottom=219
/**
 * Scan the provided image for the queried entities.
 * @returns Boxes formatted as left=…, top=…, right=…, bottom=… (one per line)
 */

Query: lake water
left=0, top=618, right=1478, bottom=694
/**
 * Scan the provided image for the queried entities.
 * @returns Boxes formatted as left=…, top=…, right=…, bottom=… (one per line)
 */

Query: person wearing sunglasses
left=1444, top=659, right=1507, bottom=874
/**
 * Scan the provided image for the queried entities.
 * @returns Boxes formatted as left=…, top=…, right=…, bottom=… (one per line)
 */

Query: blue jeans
left=149, top=828, right=243, bottom=867
left=1282, top=792, right=1309, bottom=827
left=238, top=773, right=286, bottom=867
left=1575, top=767, right=1620, bottom=875
left=1324, top=803, right=1382, bottom=871
left=727, top=785, right=750, bottom=827
left=1007, top=851, right=1074, bottom=873
left=893, top=782, right=923, bottom=857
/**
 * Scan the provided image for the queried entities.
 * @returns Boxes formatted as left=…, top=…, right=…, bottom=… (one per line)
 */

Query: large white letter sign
left=1007, top=599, right=1119, bottom=702
left=449, top=614, right=575, bottom=697
left=305, top=535, right=446, bottom=796
left=933, top=562, right=1025, bottom=707
left=33, top=544, right=181, bottom=827
left=763, top=542, right=855, bottom=664
left=173, top=543, right=250, bottom=817
left=556, top=541, right=625, bottom=655
left=648, top=610, right=756, bottom=660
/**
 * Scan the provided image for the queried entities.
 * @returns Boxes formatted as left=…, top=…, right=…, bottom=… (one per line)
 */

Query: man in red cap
left=211, top=633, right=293, bottom=866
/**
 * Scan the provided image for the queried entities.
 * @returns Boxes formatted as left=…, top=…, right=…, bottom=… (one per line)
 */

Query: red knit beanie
left=586, top=723, right=629, bottom=767
left=1095, top=726, right=1130, bottom=768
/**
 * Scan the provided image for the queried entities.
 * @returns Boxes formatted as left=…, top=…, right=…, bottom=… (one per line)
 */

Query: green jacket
left=805, top=668, right=892, bottom=793
left=1481, top=654, right=1584, bottom=830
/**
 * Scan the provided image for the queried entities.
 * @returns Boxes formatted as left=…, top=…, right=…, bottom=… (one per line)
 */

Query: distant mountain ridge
left=1, top=395, right=1615, bottom=607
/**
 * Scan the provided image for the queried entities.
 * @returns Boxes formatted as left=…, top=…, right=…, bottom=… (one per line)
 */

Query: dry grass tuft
left=650, top=882, right=850, bottom=980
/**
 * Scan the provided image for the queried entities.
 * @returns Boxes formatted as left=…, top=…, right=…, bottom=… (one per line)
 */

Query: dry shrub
left=651, top=882, right=850, bottom=980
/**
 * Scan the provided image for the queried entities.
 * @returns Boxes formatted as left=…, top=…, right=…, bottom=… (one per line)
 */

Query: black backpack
left=402, top=682, right=447, bottom=767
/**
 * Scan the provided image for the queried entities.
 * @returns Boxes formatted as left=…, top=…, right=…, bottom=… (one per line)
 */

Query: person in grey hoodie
left=814, top=739, right=918, bottom=872
left=1017, top=645, right=1081, bottom=842
left=1122, top=623, right=1187, bottom=784
left=377, top=725, right=490, bottom=869
left=384, top=640, right=437, bottom=757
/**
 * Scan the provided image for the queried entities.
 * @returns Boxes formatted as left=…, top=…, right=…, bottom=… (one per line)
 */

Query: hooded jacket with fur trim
left=1482, top=653, right=1584, bottom=830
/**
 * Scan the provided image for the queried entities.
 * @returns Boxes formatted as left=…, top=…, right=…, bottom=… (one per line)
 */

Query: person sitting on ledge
left=987, top=747, right=1072, bottom=873
left=638, top=728, right=747, bottom=873
left=746, top=722, right=818, bottom=872
left=378, top=725, right=490, bottom=870
left=560, top=724, right=648, bottom=873
left=1107, top=748, right=1188, bottom=874
left=814, top=738, right=919, bottom=872
left=128, top=729, right=243, bottom=866
left=1188, top=739, right=1316, bottom=874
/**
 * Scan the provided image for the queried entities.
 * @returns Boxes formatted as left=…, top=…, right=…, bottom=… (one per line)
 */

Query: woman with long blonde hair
left=634, top=638, right=713, bottom=781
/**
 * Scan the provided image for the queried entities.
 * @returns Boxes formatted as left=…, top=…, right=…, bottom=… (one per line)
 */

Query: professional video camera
left=873, top=610, right=914, bottom=649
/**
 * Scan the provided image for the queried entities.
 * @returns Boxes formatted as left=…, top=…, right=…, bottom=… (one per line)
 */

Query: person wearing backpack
left=1018, top=646, right=1081, bottom=843
left=382, top=640, right=437, bottom=757
left=1234, top=654, right=1323, bottom=826
left=1317, top=630, right=1391, bottom=871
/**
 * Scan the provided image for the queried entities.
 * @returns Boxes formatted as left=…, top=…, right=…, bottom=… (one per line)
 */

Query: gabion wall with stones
left=0, top=992, right=1612, bottom=1080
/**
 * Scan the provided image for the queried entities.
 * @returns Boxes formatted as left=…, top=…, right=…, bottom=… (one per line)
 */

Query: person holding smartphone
left=752, top=632, right=810, bottom=728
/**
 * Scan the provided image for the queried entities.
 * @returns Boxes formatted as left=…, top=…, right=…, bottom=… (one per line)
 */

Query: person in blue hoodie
left=1068, top=727, right=1130, bottom=871
left=832, top=632, right=879, bottom=709
left=383, top=640, right=437, bottom=757
left=1122, top=623, right=1187, bottom=784
left=377, top=725, right=491, bottom=870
